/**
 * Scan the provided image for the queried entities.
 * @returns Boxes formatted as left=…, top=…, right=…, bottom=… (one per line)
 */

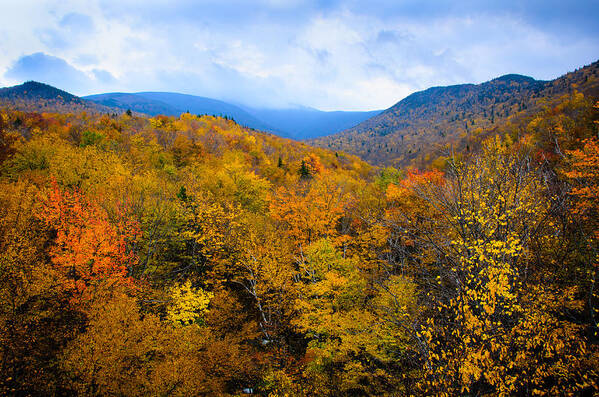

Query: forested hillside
left=312, top=60, right=599, bottom=167
left=1, top=85, right=598, bottom=395
left=0, top=81, right=119, bottom=115
left=84, top=92, right=380, bottom=140
left=85, top=92, right=278, bottom=134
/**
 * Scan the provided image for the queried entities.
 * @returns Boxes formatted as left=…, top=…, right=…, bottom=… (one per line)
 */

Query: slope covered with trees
left=0, top=81, right=119, bottom=115
left=0, top=77, right=598, bottom=395
left=312, top=60, right=599, bottom=167
left=84, top=91, right=380, bottom=140
left=84, top=92, right=278, bottom=134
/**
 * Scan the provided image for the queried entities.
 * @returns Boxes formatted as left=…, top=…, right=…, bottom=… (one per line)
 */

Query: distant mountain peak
left=21, top=80, right=48, bottom=89
left=490, top=74, right=538, bottom=84
left=1, top=80, right=82, bottom=103
left=0, top=81, right=120, bottom=114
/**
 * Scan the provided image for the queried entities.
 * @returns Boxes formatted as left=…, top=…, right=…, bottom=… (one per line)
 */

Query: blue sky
left=1, top=0, right=598, bottom=110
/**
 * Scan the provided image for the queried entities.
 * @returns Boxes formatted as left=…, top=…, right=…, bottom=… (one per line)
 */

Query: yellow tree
left=61, top=289, right=255, bottom=396
left=230, top=216, right=296, bottom=344
left=386, top=137, right=596, bottom=395
left=292, top=238, right=417, bottom=395
left=166, top=279, right=213, bottom=326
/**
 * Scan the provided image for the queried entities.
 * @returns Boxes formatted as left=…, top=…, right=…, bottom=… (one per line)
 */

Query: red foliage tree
left=38, top=181, right=139, bottom=303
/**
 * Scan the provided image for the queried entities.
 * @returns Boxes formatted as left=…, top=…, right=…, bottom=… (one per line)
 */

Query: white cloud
left=0, top=1, right=597, bottom=110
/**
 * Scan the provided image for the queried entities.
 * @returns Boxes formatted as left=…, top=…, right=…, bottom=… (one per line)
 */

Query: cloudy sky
left=1, top=0, right=598, bottom=110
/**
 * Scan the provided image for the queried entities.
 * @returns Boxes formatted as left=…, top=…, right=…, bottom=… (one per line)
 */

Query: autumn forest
left=1, top=1, right=599, bottom=389
left=0, top=64, right=597, bottom=396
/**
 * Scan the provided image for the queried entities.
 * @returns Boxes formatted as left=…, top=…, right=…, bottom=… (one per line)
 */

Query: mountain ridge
left=0, top=81, right=119, bottom=114
left=84, top=91, right=380, bottom=140
left=84, top=91, right=280, bottom=134
left=310, top=61, right=599, bottom=166
left=0, top=82, right=379, bottom=141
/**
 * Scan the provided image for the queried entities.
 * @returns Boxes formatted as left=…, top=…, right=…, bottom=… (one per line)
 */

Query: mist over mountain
left=242, top=107, right=381, bottom=140
left=4, top=61, right=598, bottom=154
left=84, top=91, right=279, bottom=134
left=83, top=91, right=380, bottom=140
left=2, top=0, right=599, bottom=395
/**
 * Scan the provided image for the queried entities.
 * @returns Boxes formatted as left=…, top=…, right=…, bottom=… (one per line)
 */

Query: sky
left=0, top=1, right=598, bottom=111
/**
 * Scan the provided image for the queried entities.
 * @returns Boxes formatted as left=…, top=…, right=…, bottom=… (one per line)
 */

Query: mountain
left=1, top=83, right=378, bottom=140
left=84, top=92, right=281, bottom=135
left=0, top=81, right=118, bottom=114
left=242, top=107, right=381, bottom=140
left=81, top=92, right=180, bottom=116
left=311, top=61, right=599, bottom=166
left=85, top=92, right=379, bottom=140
